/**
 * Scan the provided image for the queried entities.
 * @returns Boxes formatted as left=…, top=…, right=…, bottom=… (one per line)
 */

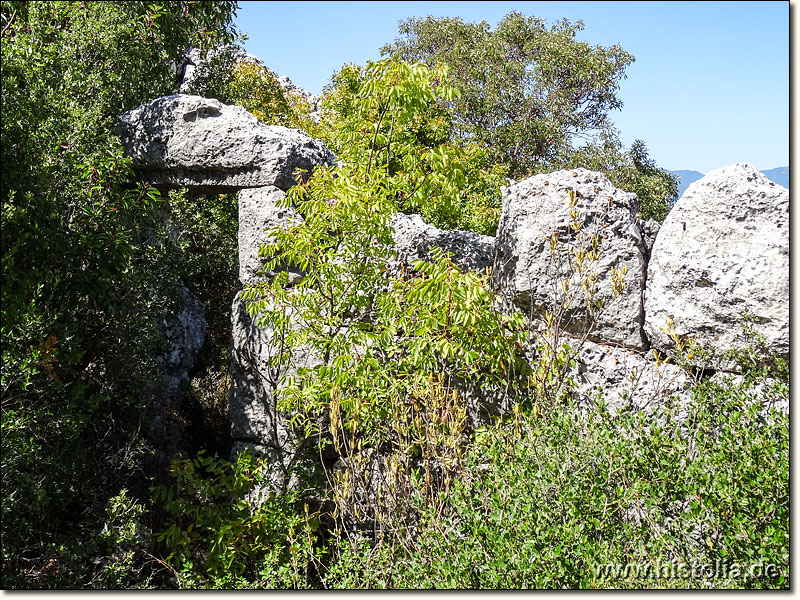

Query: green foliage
left=565, top=134, right=678, bottom=221
left=241, top=161, right=529, bottom=455
left=214, top=56, right=318, bottom=131
left=1, top=0, right=238, bottom=403
left=381, top=12, right=678, bottom=221
left=93, top=489, right=151, bottom=588
left=319, top=58, right=507, bottom=234
left=152, top=451, right=321, bottom=589
left=239, top=60, right=533, bottom=541
left=323, top=368, right=788, bottom=589
left=383, top=12, right=634, bottom=179
left=1, top=0, right=240, bottom=587
left=2, top=2, right=783, bottom=590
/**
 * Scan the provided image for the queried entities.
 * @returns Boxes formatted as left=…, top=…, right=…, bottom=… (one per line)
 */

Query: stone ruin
left=117, top=93, right=789, bottom=488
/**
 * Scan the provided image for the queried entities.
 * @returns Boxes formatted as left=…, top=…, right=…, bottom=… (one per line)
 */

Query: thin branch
left=366, top=99, right=390, bottom=177
left=386, top=109, right=396, bottom=169
left=1, top=9, right=18, bottom=37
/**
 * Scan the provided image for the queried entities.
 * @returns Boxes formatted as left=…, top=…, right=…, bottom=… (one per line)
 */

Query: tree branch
left=2, top=9, right=18, bottom=37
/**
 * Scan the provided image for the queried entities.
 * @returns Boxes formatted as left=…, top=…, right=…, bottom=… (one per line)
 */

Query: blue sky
left=235, top=1, right=788, bottom=174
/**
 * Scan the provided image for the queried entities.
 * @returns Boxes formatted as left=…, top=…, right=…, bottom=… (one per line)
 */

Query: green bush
left=318, top=58, right=508, bottom=234
left=151, top=450, right=322, bottom=589
left=1, top=1, right=239, bottom=587
left=323, top=366, right=788, bottom=589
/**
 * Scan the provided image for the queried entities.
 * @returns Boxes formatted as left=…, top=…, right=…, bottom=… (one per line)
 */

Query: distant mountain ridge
left=671, top=166, right=788, bottom=198
left=760, top=166, right=789, bottom=189
left=671, top=170, right=705, bottom=198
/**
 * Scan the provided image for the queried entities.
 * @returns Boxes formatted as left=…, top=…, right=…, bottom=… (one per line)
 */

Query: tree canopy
left=381, top=12, right=677, bottom=220
left=382, top=13, right=633, bottom=177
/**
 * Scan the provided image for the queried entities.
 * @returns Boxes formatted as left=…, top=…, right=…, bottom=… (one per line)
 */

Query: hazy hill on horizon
left=760, top=166, right=789, bottom=189
left=672, top=166, right=788, bottom=198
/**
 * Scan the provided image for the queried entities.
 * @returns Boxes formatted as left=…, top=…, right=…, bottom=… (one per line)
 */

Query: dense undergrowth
left=325, top=371, right=788, bottom=589
left=1, top=1, right=786, bottom=590
left=148, top=351, right=788, bottom=589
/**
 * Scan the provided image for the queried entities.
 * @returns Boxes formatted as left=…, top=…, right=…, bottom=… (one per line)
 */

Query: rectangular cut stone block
left=117, top=94, right=334, bottom=193
left=237, top=186, right=303, bottom=286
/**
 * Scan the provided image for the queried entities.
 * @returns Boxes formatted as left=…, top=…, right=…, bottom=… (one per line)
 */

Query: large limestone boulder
left=116, top=94, right=334, bottom=191
left=493, top=169, right=649, bottom=350
left=390, top=212, right=495, bottom=273
left=644, top=163, right=789, bottom=363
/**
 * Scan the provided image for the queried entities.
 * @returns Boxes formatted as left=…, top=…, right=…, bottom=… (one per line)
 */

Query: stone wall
left=118, top=94, right=789, bottom=482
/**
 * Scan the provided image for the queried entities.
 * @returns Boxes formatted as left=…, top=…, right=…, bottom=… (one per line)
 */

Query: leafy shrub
left=323, top=366, right=788, bottom=589
left=318, top=58, right=508, bottom=234
left=222, top=58, right=318, bottom=132
left=92, top=489, right=151, bottom=589
left=1, top=0, right=239, bottom=587
left=152, top=450, right=322, bottom=589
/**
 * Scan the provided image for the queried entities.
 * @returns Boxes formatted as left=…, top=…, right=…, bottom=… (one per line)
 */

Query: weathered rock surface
left=640, top=218, right=660, bottom=257
left=116, top=94, right=334, bottom=191
left=146, top=283, right=206, bottom=462
left=458, top=377, right=515, bottom=429
left=493, top=169, right=649, bottom=350
left=229, top=293, right=322, bottom=445
left=237, top=186, right=304, bottom=286
left=570, top=339, right=689, bottom=414
left=163, top=285, right=206, bottom=363
left=708, top=372, right=789, bottom=416
left=390, top=212, right=495, bottom=273
left=644, top=163, right=789, bottom=364
left=156, top=282, right=207, bottom=399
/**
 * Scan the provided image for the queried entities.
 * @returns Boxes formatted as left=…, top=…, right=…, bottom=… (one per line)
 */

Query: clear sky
left=235, top=1, right=789, bottom=174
